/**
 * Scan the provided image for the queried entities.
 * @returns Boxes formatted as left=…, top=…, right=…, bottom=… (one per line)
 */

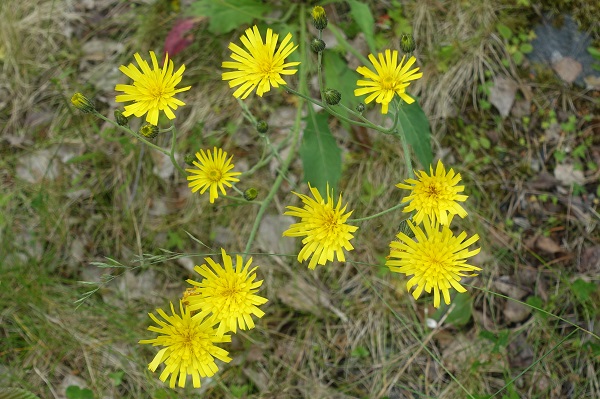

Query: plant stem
left=243, top=5, right=308, bottom=258
left=349, top=202, right=408, bottom=223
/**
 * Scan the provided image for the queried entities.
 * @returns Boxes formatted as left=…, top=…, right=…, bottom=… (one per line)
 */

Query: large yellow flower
left=186, top=147, right=241, bottom=203
left=115, top=51, right=191, bottom=126
left=283, top=184, right=358, bottom=270
left=222, top=25, right=300, bottom=99
left=386, top=216, right=481, bottom=308
left=186, top=248, right=268, bottom=337
left=396, top=159, right=468, bottom=226
left=139, top=301, right=231, bottom=389
left=354, top=49, right=422, bottom=114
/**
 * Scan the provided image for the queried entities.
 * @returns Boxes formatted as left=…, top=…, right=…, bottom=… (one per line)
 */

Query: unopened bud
left=71, top=93, right=95, bottom=113
left=114, top=109, right=129, bottom=126
left=184, top=154, right=196, bottom=166
left=311, top=6, right=328, bottom=30
left=244, top=188, right=258, bottom=201
left=256, top=120, right=269, bottom=134
left=310, top=38, right=326, bottom=53
left=400, top=33, right=416, bottom=53
left=139, top=124, right=159, bottom=139
left=324, top=89, right=341, bottom=106
left=356, top=103, right=365, bottom=113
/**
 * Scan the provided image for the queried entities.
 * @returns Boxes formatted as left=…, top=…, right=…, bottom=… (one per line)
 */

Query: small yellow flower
left=283, top=184, right=358, bottom=270
left=186, top=147, right=241, bottom=203
left=354, top=49, right=422, bottom=114
left=222, top=25, right=300, bottom=99
left=186, top=248, right=268, bottom=337
left=138, top=301, right=231, bottom=389
left=396, top=159, right=468, bottom=226
left=115, top=51, right=191, bottom=126
left=386, top=216, right=481, bottom=308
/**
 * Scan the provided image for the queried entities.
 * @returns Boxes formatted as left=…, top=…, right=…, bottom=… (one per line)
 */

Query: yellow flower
left=115, top=51, right=191, bottom=126
left=354, top=49, right=422, bottom=114
left=396, top=159, right=468, bottom=226
left=186, top=248, right=268, bottom=337
left=138, top=301, right=231, bottom=389
left=186, top=147, right=241, bottom=203
left=386, top=216, right=481, bottom=308
left=283, top=184, right=358, bottom=270
left=222, top=25, right=300, bottom=99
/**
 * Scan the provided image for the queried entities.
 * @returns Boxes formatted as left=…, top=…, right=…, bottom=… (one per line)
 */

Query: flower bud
left=243, top=188, right=258, bottom=201
left=184, top=153, right=196, bottom=166
left=356, top=103, right=365, bottom=113
left=324, top=89, right=341, bottom=106
left=139, top=124, right=159, bottom=139
left=311, top=6, right=328, bottom=30
left=71, top=93, right=95, bottom=113
left=400, top=33, right=416, bottom=53
left=310, top=38, right=326, bottom=53
left=256, top=120, right=269, bottom=134
left=114, top=109, right=129, bottom=126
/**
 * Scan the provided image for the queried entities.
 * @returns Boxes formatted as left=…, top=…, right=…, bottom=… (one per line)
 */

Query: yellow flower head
left=222, top=25, right=300, bottom=99
left=283, top=183, right=358, bottom=270
left=138, top=301, right=231, bottom=389
left=386, top=216, right=481, bottom=308
left=186, top=147, right=242, bottom=203
left=115, top=51, right=191, bottom=126
left=186, top=248, right=268, bottom=337
left=396, top=159, right=468, bottom=226
left=354, top=49, right=422, bottom=114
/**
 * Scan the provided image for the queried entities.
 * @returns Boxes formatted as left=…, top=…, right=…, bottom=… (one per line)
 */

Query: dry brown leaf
left=535, top=236, right=563, bottom=254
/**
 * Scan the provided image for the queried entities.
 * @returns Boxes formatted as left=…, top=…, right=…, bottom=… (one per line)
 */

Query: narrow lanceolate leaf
left=396, top=101, right=433, bottom=169
left=190, top=0, right=270, bottom=35
left=0, top=387, right=41, bottom=399
left=347, top=0, right=377, bottom=53
left=300, top=111, right=342, bottom=195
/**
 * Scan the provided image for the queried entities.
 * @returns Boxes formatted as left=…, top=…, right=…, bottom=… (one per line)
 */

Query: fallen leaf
left=503, top=300, right=531, bottom=323
left=489, top=76, right=518, bottom=117
left=535, top=236, right=562, bottom=254
left=164, top=18, right=200, bottom=58
left=553, top=163, right=585, bottom=186
left=493, top=275, right=529, bottom=299
left=579, top=246, right=600, bottom=273
left=552, top=57, right=582, bottom=83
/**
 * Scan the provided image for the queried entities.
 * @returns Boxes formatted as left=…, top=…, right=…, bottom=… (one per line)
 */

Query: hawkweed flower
left=396, top=159, right=468, bottom=226
left=186, top=248, right=268, bottom=337
left=139, top=301, right=231, bottom=389
left=115, top=51, right=191, bottom=126
left=222, top=25, right=300, bottom=99
left=283, top=184, right=358, bottom=270
left=386, top=216, right=481, bottom=308
left=354, top=49, right=422, bottom=114
left=186, top=147, right=241, bottom=203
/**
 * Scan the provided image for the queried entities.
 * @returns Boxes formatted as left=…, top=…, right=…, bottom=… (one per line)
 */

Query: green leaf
left=434, top=292, right=473, bottom=327
left=571, top=279, right=597, bottom=302
left=0, top=388, right=41, bottom=399
left=496, top=23, right=513, bottom=40
left=300, top=111, right=342, bottom=195
left=512, top=51, right=524, bottom=65
left=190, top=0, right=270, bottom=35
left=108, top=371, right=125, bottom=387
left=519, top=43, right=533, bottom=54
left=396, top=101, right=432, bottom=168
left=323, top=51, right=361, bottom=128
left=347, top=0, right=376, bottom=53
left=587, top=46, right=600, bottom=60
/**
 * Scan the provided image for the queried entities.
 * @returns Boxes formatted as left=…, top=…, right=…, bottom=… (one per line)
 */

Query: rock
left=503, top=300, right=531, bottom=323
left=16, top=149, right=59, bottom=183
left=257, top=215, right=296, bottom=256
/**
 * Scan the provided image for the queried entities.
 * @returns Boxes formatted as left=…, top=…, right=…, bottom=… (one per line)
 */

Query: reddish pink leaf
left=163, top=18, right=198, bottom=59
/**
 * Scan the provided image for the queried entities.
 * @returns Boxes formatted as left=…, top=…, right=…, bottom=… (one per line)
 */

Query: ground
left=1, top=0, right=599, bottom=398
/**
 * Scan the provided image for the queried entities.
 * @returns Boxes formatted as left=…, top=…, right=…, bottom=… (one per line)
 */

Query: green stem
left=327, top=24, right=371, bottom=66
left=243, top=5, right=309, bottom=258
left=170, top=127, right=186, bottom=175
left=94, top=113, right=170, bottom=156
left=349, top=202, right=408, bottom=223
